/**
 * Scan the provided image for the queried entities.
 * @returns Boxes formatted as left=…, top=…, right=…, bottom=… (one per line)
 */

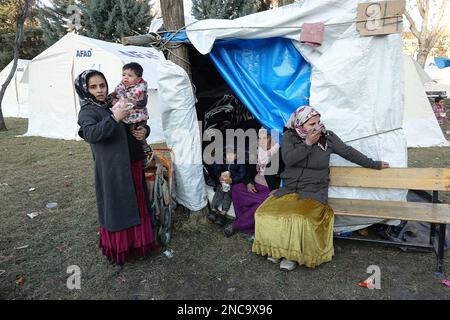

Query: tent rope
left=343, top=128, right=403, bottom=144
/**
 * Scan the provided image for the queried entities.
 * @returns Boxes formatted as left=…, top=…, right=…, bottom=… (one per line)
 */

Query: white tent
left=0, top=59, right=30, bottom=118
left=185, top=0, right=407, bottom=231
left=402, top=55, right=448, bottom=147
left=425, top=60, right=450, bottom=85
left=23, top=33, right=166, bottom=143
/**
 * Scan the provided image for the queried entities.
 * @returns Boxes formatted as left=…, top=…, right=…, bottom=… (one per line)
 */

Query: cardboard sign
left=356, top=0, right=405, bottom=36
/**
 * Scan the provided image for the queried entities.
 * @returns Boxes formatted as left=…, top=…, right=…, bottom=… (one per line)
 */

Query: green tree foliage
left=0, top=0, right=46, bottom=70
left=80, top=0, right=152, bottom=42
left=38, top=0, right=77, bottom=47
left=192, top=0, right=258, bottom=20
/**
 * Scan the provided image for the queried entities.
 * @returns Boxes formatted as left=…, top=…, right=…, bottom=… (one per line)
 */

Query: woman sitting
left=252, top=105, right=389, bottom=271
left=224, top=129, right=283, bottom=237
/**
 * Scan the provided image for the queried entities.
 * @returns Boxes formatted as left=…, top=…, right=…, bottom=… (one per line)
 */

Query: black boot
left=207, top=210, right=218, bottom=222
left=224, top=224, right=236, bottom=237
left=215, top=214, right=226, bottom=226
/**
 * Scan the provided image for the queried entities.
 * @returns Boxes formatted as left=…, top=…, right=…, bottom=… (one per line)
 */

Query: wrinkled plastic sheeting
left=156, top=60, right=207, bottom=211
left=204, top=95, right=256, bottom=131
left=209, top=37, right=311, bottom=132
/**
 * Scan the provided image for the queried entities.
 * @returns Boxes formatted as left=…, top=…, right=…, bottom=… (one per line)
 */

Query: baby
left=110, top=62, right=152, bottom=162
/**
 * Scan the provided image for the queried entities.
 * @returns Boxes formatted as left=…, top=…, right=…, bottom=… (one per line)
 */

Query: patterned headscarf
left=74, top=70, right=109, bottom=109
left=286, top=105, right=328, bottom=151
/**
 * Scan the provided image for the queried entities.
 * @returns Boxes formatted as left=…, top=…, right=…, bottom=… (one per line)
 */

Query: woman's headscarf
left=74, top=70, right=109, bottom=109
left=257, top=129, right=280, bottom=175
left=286, top=105, right=328, bottom=151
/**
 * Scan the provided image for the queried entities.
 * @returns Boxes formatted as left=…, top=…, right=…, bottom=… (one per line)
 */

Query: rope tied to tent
left=343, top=127, right=403, bottom=144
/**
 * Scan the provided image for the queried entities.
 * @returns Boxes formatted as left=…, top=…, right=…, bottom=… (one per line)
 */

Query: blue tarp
left=163, top=32, right=311, bottom=132
left=434, top=57, right=450, bottom=69
left=210, top=38, right=311, bottom=133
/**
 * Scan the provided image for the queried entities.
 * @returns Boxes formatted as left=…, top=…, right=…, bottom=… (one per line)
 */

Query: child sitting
left=110, top=62, right=152, bottom=165
left=208, top=145, right=246, bottom=226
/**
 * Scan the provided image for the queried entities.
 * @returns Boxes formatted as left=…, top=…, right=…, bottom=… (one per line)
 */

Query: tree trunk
left=0, top=0, right=33, bottom=131
left=416, top=48, right=430, bottom=69
left=160, top=0, right=191, bottom=79
left=0, top=107, right=6, bottom=131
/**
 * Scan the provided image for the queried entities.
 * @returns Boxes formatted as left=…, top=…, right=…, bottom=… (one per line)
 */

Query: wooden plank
left=329, top=167, right=450, bottom=191
left=329, top=198, right=450, bottom=224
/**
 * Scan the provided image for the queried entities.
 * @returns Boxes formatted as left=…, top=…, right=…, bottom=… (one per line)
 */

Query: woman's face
left=259, top=132, right=272, bottom=150
left=87, top=75, right=107, bottom=102
left=301, top=115, right=321, bottom=132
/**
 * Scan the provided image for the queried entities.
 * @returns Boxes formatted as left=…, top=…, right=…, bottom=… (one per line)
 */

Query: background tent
left=425, top=59, right=450, bottom=85
left=403, top=55, right=448, bottom=147
left=0, top=59, right=30, bottom=118
left=180, top=0, right=408, bottom=232
left=23, top=33, right=166, bottom=143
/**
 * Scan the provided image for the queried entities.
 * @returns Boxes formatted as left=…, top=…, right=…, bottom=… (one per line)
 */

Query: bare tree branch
left=404, top=10, right=421, bottom=39
left=417, top=0, right=426, bottom=18
left=422, top=0, right=430, bottom=40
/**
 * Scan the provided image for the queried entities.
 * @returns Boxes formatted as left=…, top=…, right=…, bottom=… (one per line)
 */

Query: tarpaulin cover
left=209, top=37, right=311, bottom=132
left=435, top=57, right=450, bottom=69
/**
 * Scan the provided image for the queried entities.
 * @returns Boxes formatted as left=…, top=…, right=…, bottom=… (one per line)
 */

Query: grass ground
left=1, top=117, right=450, bottom=300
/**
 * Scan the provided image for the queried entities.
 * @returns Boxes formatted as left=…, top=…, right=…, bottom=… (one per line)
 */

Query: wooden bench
left=328, top=167, right=450, bottom=272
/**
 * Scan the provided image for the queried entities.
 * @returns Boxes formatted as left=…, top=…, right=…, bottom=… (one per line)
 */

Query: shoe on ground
left=267, top=256, right=281, bottom=264
left=207, top=211, right=217, bottom=222
left=280, top=258, right=296, bottom=271
left=215, top=214, right=226, bottom=226
left=223, top=224, right=236, bottom=237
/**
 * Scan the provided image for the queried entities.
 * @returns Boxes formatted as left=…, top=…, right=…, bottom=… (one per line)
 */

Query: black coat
left=275, top=128, right=381, bottom=204
left=211, top=163, right=246, bottom=185
left=77, top=103, right=150, bottom=232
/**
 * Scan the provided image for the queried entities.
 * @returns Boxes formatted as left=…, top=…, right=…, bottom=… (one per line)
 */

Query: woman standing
left=252, top=106, right=389, bottom=271
left=75, top=70, right=157, bottom=266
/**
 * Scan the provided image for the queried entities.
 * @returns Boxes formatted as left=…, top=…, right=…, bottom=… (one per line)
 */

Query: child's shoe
left=223, top=224, right=236, bottom=237
left=207, top=210, right=218, bottom=223
left=215, top=213, right=226, bottom=226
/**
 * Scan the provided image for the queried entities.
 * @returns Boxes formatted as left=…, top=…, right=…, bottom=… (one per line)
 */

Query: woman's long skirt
left=99, top=160, right=157, bottom=264
left=252, top=193, right=334, bottom=268
left=231, top=182, right=271, bottom=235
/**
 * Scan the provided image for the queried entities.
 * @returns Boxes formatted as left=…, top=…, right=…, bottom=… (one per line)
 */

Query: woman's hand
left=305, top=129, right=322, bottom=146
left=112, top=105, right=130, bottom=122
left=132, top=126, right=147, bottom=141
left=246, top=183, right=257, bottom=193
left=380, top=161, right=390, bottom=169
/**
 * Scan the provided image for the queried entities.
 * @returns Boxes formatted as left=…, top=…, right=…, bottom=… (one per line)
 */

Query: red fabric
left=300, top=22, right=324, bottom=47
left=99, top=160, right=157, bottom=264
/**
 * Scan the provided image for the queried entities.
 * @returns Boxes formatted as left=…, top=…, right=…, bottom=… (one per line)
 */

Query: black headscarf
left=74, top=70, right=109, bottom=109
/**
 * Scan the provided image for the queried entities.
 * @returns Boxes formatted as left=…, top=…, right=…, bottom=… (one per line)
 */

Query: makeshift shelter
left=402, top=55, right=448, bottom=147
left=0, top=59, right=30, bottom=118
left=23, top=33, right=166, bottom=143
left=152, top=0, right=410, bottom=231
